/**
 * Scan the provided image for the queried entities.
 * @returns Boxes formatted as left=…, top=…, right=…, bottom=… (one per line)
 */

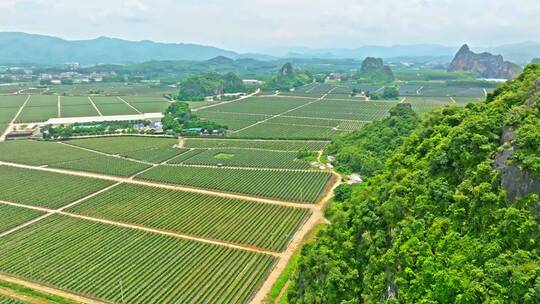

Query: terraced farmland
left=183, top=138, right=329, bottom=151
left=138, top=165, right=333, bottom=203
left=0, top=165, right=113, bottom=208
left=0, top=215, right=276, bottom=304
left=0, top=204, right=44, bottom=233
left=51, top=155, right=152, bottom=177
left=68, top=184, right=310, bottom=251
left=175, top=148, right=311, bottom=169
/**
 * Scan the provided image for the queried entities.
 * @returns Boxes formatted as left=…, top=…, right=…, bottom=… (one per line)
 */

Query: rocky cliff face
left=448, top=44, right=522, bottom=79
left=359, top=57, right=395, bottom=82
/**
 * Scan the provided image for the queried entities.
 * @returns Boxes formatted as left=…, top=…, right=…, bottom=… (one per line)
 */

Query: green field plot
left=405, top=96, right=453, bottom=115
left=138, top=166, right=332, bottom=203
left=0, top=204, right=44, bottom=233
left=127, top=101, right=169, bottom=113
left=337, top=120, right=368, bottom=131
left=178, top=148, right=311, bottom=169
left=25, top=95, right=57, bottom=107
left=234, top=122, right=339, bottom=139
left=60, top=96, right=99, bottom=117
left=60, top=104, right=100, bottom=117
left=183, top=138, right=329, bottom=151
left=188, top=100, right=225, bottom=109
left=0, top=108, right=19, bottom=124
left=203, top=97, right=312, bottom=115
left=60, top=96, right=92, bottom=105
left=287, top=99, right=396, bottom=121
left=0, top=95, right=28, bottom=108
left=124, top=147, right=189, bottom=163
left=16, top=106, right=57, bottom=122
left=196, top=111, right=266, bottom=130
left=51, top=155, right=152, bottom=177
left=68, top=183, right=310, bottom=251
left=267, top=116, right=341, bottom=128
left=67, top=136, right=177, bottom=154
left=0, top=84, right=21, bottom=94
left=48, top=83, right=177, bottom=96
left=0, top=165, right=113, bottom=208
left=0, top=295, right=24, bottom=304
left=167, top=149, right=205, bottom=163
left=0, top=124, right=7, bottom=134
left=0, top=140, right=97, bottom=165
left=452, top=96, right=482, bottom=105
left=95, top=103, right=138, bottom=115
left=90, top=96, right=124, bottom=105
left=0, top=215, right=275, bottom=304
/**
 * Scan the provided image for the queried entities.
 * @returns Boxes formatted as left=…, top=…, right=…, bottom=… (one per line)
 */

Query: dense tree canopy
left=357, top=57, right=395, bottom=83
left=289, top=65, right=540, bottom=303
left=327, top=103, right=419, bottom=177
left=264, top=62, right=313, bottom=91
left=176, top=72, right=245, bottom=101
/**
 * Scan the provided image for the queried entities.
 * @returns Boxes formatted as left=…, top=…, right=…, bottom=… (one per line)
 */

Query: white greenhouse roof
left=45, top=113, right=164, bottom=125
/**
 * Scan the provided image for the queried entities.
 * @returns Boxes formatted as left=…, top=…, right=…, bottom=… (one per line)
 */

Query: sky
left=1, top=0, right=540, bottom=53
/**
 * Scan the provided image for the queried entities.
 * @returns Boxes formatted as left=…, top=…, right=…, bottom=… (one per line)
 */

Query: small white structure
left=242, top=79, right=262, bottom=85
left=327, top=155, right=336, bottom=162
left=45, top=113, right=164, bottom=126
left=348, top=174, right=363, bottom=184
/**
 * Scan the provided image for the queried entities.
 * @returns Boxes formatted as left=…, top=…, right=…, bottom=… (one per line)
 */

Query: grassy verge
left=0, top=280, right=77, bottom=304
left=265, top=223, right=327, bottom=303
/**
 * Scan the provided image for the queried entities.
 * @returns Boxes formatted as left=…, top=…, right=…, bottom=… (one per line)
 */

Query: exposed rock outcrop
left=448, top=44, right=522, bottom=79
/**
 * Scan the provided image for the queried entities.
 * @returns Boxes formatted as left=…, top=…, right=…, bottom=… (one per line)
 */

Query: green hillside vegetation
left=327, top=103, right=420, bottom=177
left=357, top=57, right=395, bottom=83
left=264, top=63, right=313, bottom=91
left=288, top=65, right=540, bottom=303
left=175, top=72, right=245, bottom=101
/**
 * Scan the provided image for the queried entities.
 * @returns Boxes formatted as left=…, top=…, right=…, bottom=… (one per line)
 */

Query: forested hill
left=289, top=65, right=540, bottom=303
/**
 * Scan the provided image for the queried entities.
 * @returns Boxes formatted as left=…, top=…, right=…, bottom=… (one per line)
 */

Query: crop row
left=0, top=215, right=276, bottom=304
left=183, top=138, right=330, bottom=151
left=68, top=183, right=310, bottom=251
left=0, top=296, right=23, bottom=304
left=234, top=122, right=340, bottom=140
left=0, top=165, right=113, bottom=208
left=0, top=204, right=44, bottom=233
left=0, top=140, right=97, bottom=165
left=203, top=96, right=311, bottom=115
left=176, top=148, right=312, bottom=169
left=138, top=165, right=333, bottom=203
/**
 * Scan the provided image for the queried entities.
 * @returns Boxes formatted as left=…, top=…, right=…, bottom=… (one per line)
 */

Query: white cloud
left=0, top=0, right=539, bottom=51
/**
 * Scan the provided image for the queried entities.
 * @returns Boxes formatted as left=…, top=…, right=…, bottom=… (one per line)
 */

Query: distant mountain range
left=265, top=43, right=540, bottom=64
left=0, top=32, right=274, bottom=65
left=0, top=32, right=539, bottom=66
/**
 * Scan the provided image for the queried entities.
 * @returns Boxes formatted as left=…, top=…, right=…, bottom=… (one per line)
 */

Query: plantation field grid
left=138, top=165, right=332, bottom=203
left=182, top=138, right=329, bottom=151
left=174, top=148, right=312, bottom=169
left=68, top=183, right=310, bottom=251
left=0, top=215, right=276, bottom=304
left=0, top=204, right=44, bottom=234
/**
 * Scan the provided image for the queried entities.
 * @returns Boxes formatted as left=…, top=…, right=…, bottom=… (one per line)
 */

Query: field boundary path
left=233, top=87, right=338, bottom=134
left=0, top=274, right=105, bottom=304
left=57, top=95, right=61, bottom=117
left=117, top=96, right=143, bottom=114
left=87, top=96, right=103, bottom=116
left=0, top=95, right=31, bottom=142
left=250, top=171, right=342, bottom=304
left=193, top=88, right=261, bottom=112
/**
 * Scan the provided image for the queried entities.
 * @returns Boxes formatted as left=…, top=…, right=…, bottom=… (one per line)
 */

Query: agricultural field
left=200, top=96, right=312, bottom=115
left=0, top=165, right=113, bottom=208
left=167, top=149, right=206, bottom=163
left=124, top=147, right=189, bottom=163
left=0, top=204, right=44, bottom=233
left=0, top=140, right=98, bottom=165
left=50, top=155, right=152, bottom=177
left=59, top=96, right=99, bottom=117
left=67, top=136, right=178, bottom=154
left=234, top=122, right=340, bottom=140
left=195, top=111, right=268, bottom=130
left=121, top=96, right=170, bottom=113
left=68, top=183, right=310, bottom=251
left=0, top=215, right=275, bottom=304
left=182, top=138, right=329, bottom=151
left=0, top=296, right=24, bottom=304
left=287, top=99, right=396, bottom=121
left=138, top=165, right=333, bottom=203
left=91, top=97, right=139, bottom=115
left=47, top=82, right=176, bottom=96
left=15, top=95, right=58, bottom=123
left=175, top=148, right=312, bottom=169
left=405, top=96, right=454, bottom=116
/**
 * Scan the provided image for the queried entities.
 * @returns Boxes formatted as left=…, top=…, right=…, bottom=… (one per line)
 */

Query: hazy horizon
left=1, top=0, right=539, bottom=53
